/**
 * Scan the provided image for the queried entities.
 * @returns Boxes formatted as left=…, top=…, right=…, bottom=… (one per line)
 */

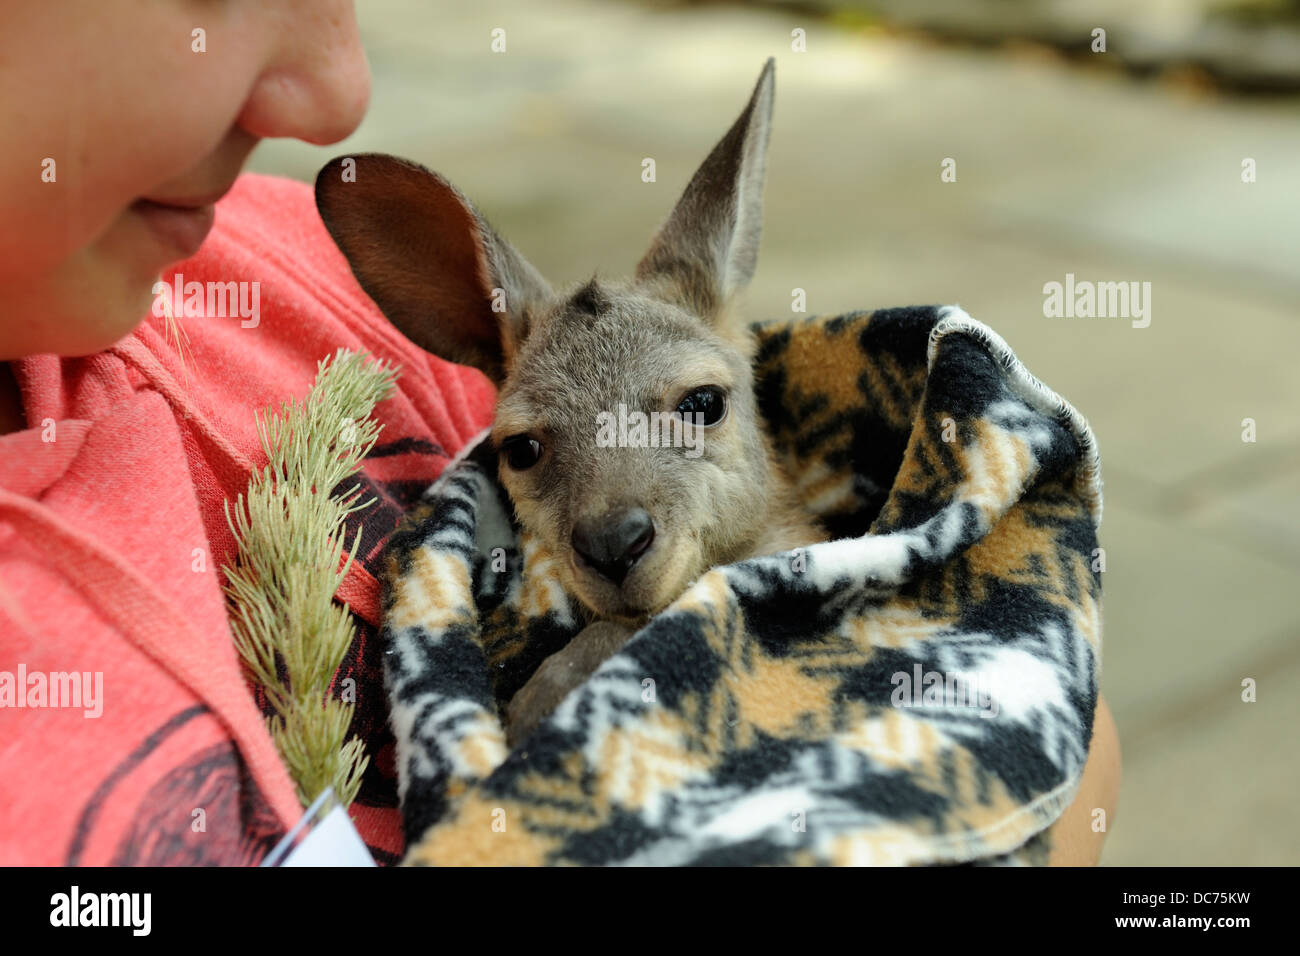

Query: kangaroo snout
left=571, top=507, right=655, bottom=586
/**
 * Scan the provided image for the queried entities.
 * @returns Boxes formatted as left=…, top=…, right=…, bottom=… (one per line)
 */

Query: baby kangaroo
left=316, top=59, right=823, bottom=745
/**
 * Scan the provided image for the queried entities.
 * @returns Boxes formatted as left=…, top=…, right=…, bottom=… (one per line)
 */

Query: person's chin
left=4, top=188, right=222, bottom=360
left=40, top=243, right=162, bottom=357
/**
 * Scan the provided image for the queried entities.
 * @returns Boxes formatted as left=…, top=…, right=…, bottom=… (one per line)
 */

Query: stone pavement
left=249, top=0, right=1300, bottom=865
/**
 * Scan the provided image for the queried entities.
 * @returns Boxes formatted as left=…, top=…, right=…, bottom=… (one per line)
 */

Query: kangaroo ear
left=635, top=58, right=774, bottom=321
left=315, top=154, right=551, bottom=384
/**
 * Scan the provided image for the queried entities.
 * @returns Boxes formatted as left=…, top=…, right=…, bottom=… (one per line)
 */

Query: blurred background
left=250, top=0, right=1300, bottom=865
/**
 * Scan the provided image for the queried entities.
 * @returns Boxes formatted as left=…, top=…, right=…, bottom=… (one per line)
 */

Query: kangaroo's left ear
left=634, top=58, right=774, bottom=321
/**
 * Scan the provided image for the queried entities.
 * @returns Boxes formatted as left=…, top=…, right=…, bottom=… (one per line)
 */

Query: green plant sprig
left=223, top=349, right=398, bottom=808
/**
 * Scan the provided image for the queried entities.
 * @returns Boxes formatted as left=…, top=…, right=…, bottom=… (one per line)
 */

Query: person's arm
left=1046, top=695, right=1121, bottom=865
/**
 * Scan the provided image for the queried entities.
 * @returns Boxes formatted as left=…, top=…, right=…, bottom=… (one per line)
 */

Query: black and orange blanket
left=381, top=305, right=1104, bottom=865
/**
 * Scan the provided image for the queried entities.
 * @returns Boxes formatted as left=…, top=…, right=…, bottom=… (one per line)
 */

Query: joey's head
left=316, top=60, right=777, bottom=622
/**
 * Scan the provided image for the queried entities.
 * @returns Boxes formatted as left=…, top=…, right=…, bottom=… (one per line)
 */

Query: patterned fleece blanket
left=381, top=305, right=1104, bottom=866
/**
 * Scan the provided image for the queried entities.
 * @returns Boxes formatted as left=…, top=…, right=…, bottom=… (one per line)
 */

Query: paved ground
left=250, top=0, right=1300, bottom=865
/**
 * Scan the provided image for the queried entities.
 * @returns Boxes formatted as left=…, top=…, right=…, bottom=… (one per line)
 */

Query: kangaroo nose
left=571, top=507, right=655, bottom=586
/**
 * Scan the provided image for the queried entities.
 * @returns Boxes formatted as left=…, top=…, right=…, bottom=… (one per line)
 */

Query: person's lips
left=130, top=198, right=217, bottom=260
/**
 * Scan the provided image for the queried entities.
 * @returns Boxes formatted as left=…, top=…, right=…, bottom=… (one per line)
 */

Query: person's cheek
left=0, top=14, right=270, bottom=358
left=0, top=5, right=261, bottom=280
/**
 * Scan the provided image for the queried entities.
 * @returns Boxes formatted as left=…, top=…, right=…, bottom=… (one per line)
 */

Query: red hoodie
left=0, top=173, right=496, bottom=865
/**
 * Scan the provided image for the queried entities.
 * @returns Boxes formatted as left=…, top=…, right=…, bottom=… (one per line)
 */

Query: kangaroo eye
left=500, top=435, right=543, bottom=470
left=675, top=386, right=727, bottom=426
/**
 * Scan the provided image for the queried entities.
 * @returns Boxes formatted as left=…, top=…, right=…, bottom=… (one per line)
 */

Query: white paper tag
left=262, top=788, right=376, bottom=867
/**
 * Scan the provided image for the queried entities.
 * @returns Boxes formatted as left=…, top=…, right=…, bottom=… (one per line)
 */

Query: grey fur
left=316, top=59, right=823, bottom=739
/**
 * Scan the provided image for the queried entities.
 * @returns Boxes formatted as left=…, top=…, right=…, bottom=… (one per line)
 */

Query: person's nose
left=236, top=1, right=371, bottom=145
